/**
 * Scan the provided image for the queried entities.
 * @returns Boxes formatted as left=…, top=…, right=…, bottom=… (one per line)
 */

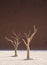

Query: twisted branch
left=5, top=37, right=15, bottom=47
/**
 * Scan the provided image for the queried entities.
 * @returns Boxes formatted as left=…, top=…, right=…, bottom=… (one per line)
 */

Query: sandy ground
left=0, top=50, right=47, bottom=65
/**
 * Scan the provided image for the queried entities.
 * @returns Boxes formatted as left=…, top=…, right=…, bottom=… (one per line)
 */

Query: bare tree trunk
left=15, top=47, right=17, bottom=56
left=27, top=46, right=30, bottom=60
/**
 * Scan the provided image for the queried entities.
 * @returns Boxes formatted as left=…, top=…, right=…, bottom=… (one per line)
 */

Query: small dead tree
left=22, top=25, right=37, bottom=60
left=5, top=32, right=21, bottom=57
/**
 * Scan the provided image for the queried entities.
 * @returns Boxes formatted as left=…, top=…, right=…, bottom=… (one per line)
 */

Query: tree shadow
left=11, top=55, right=18, bottom=57
left=23, top=58, right=34, bottom=60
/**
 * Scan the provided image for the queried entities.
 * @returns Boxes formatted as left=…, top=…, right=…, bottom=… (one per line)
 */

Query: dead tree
left=22, top=25, right=37, bottom=60
left=5, top=32, right=21, bottom=57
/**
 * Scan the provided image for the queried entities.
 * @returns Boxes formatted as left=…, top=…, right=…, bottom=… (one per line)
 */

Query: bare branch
left=18, top=32, right=21, bottom=37
left=18, top=34, right=22, bottom=40
left=29, top=25, right=37, bottom=41
left=12, top=32, right=21, bottom=40
left=22, top=38, right=27, bottom=46
left=18, top=42, right=21, bottom=45
left=24, top=33, right=28, bottom=38
left=14, top=40, right=16, bottom=45
left=11, top=36, right=17, bottom=40
left=33, top=25, right=37, bottom=33
left=28, top=31, right=30, bottom=37
left=12, top=32, right=18, bottom=37
left=13, top=38, right=20, bottom=45
left=5, top=37, right=15, bottom=47
left=5, top=37, right=13, bottom=43
left=18, top=32, right=22, bottom=39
